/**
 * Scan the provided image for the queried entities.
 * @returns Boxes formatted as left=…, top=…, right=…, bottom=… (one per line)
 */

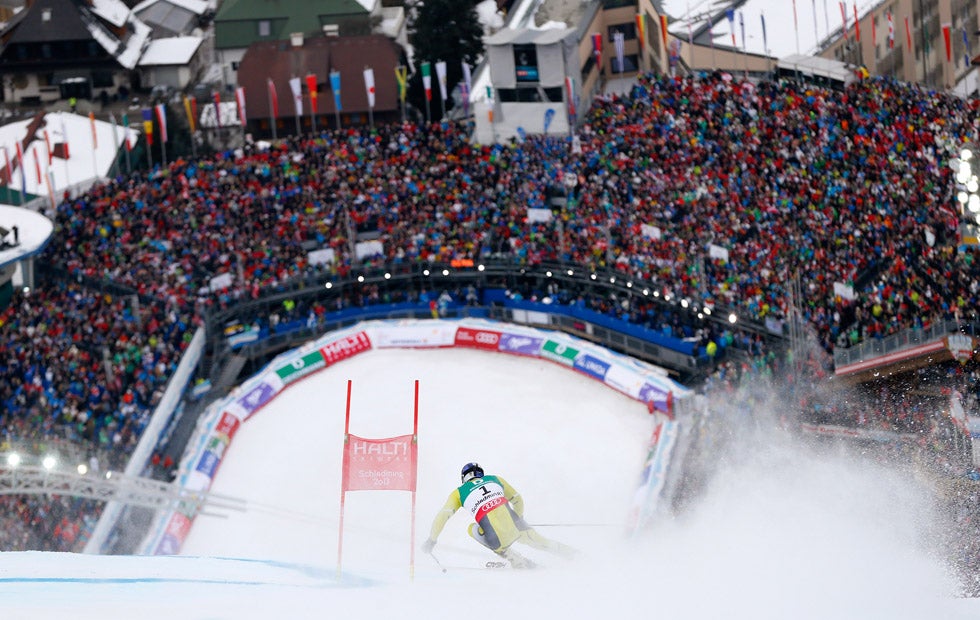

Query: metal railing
left=833, top=319, right=980, bottom=369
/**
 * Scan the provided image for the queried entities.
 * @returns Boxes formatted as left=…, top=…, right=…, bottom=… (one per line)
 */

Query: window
left=92, top=71, right=113, bottom=88
left=258, top=20, right=271, bottom=37
left=612, top=54, right=639, bottom=74
left=513, top=44, right=539, bottom=82
left=41, top=44, right=52, bottom=58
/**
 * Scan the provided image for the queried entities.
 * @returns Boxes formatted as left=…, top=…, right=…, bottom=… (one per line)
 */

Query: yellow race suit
left=427, top=474, right=572, bottom=557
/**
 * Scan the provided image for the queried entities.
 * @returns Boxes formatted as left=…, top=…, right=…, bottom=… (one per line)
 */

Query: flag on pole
left=739, top=11, right=745, bottom=49
left=727, top=9, right=735, bottom=46
left=852, top=2, right=860, bottom=41
left=871, top=13, right=876, bottom=46
left=964, top=27, right=972, bottom=68
left=235, top=86, right=247, bottom=126
left=267, top=78, right=279, bottom=119
left=305, top=74, right=318, bottom=115
left=183, top=96, right=197, bottom=133
left=435, top=60, right=448, bottom=102
left=329, top=70, right=341, bottom=112
left=213, top=91, right=222, bottom=130
left=122, top=113, right=131, bottom=151
left=421, top=62, right=432, bottom=101
left=155, top=103, right=168, bottom=143
left=761, top=12, right=768, bottom=54
left=60, top=116, right=71, bottom=159
left=395, top=66, right=408, bottom=104
left=591, top=33, right=602, bottom=69
left=659, top=14, right=668, bottom=54
left=109, top=112, right=119, bottom=159
left=486, top=85, right=494, bottom=123
left=613, top=31, right=625, bottom=72
left=635, top=13, right=645, bottom=46
left=141, top=108, right=154, bottom=146
left=905, top=16, right=912, bottom=51
left=89, top=111, right=98, bottom=149
left=565, top=76, right=576, bottom=120
left=289, top=77, right=303, bottom=117
left=460, top=61, right=472, bottom=116
left=1, top=146, right=9, bottom=186
left=15, top=142, right=26, bottom=195
left=363, top=67, right=375, bottom=109
left=942, top=23, right=952, bottom=63
left=32, top=147, right=41, bottom=184
left=43, top=129, right=52, bottom=165
left=887, top=11, right=894, bottom=48
left=838, top=2, right=847, bottom=40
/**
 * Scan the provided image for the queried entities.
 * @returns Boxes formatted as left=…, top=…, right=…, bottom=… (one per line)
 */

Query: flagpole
left=268, top=81, right=277, bottom=141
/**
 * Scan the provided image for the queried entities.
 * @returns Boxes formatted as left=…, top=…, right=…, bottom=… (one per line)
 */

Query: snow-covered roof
left=91, top=0, right=131, bottom=29
left=139, top=35, right=203, bottom=66
left=354, top=0, right=376, bottom=11
left=664, top=0, right=884, bottom=59
left=132, top=0, right=210, bottom=16
left=0, top=112, right=139, bottom=208
left=82, top=7, right=152, bottom=70
left=485, top=27, right=575, bottom=46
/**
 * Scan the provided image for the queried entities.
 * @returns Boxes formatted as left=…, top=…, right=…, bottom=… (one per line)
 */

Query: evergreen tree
left=406, top=0, right=484, bottom=121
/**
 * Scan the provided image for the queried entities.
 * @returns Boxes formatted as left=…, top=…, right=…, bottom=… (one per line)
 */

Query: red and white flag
left=267, top=78, right=279, bottom=119
left=852, top=2, right=860, bottom=41
left=60, top=116, right=70, bottom=159
left=89, top=111, right=97, bottom=149
left=887, top=11, right=894, bottom=48
left=942, top=23, right=952, bottom=63
left=43, top=129, right=52, bottom=164
left=289, top=77, right=303, bottom=117
left=363, top=67, right=376, bottom=109
left=32, top=147, right=41, bottom=184
left=905, top=16, right=912, bottom=50
left=155, top=103, right=168, bottom=143
left=235, top=86, right=247, bottom=126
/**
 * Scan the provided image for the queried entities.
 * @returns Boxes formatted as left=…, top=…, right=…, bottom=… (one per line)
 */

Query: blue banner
left=330, top=71, right=342, bottom=112
left=574, top=354, right=610, bottom=380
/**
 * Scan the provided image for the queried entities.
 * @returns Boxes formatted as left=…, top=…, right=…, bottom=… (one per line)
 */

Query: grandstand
left=1, top=64, right=980, bottom=591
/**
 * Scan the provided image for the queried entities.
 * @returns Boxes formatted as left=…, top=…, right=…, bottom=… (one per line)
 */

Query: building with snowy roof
left=0, top=0, right=151, bottom=105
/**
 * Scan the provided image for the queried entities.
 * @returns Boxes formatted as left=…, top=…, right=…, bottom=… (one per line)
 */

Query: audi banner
left=454, top=326, right=502, bottom=351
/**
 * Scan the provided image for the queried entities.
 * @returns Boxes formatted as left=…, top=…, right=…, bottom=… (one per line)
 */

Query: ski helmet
left=461, top=462, right=484, bottom=483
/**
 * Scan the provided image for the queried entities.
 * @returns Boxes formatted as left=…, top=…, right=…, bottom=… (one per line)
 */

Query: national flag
left=155, top=103, right=168, bottom=143
left=122, top=113, right=131, bottom=151
left=853, top=3, right=860, bottom=41
left=727, top=9, right=735, bottom=46
left=421, top=61, right=432, bottom=101
left=635, top=13, right=645, bottom=46
left=89, top=111, right=97, bottom=149
left=235, top=86, right=247, bottom=126
left=613, top=31, right=625, bottom=72
left=905, top=16, right=912, bottom=51
left=183, top=96, right=197, bottom=133
left=888, top=11, right=894, bottom=48
left=395, top=65, right=408, bottom=103
left=363, top=67, right=375, bottom=109
left=43, top=129, right=52, bottom=165
left=267, top=78, right=279, bottom=119
left=305, top=74, right=318, bottom=115
left=289, top=77, right=303, bottom=117
left=329, top=70, right=342, bottom=112
left=141, top=108, right=154, bottom=146
left=659, top=14, right=668, bottom=53
left=1, top=146, right=9, bottom=185
left=213, top=91, right=222, bottom=130
left=941, top=23, right=951, bottom=63
left=435, top=60, right=448, bottom=102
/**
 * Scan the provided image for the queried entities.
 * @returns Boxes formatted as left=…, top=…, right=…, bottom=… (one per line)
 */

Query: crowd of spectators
left=0, top=71, right=979, bottom=569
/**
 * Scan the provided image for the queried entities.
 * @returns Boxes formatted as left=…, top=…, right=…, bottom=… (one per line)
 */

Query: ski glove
left=421, top=538, right=436, bottom=554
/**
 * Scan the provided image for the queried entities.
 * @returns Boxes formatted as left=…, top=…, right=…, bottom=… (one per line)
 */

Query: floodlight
left=7, top=453, right=21, bottom=467
left=42, top=456, right=56, bottom=471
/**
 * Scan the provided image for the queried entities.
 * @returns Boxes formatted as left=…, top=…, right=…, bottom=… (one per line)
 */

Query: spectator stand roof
left=0, top=205, right=54, bottom=272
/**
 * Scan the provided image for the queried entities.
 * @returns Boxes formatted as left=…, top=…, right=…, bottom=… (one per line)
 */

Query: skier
left=421, top=462, right=575, bottom=568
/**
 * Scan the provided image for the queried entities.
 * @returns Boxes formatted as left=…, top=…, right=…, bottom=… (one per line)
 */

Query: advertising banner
left=194, top=448, right=220, bottom=478
left=639, top=381, right=672, bottom=413
left=154, top=512, right=192, bottom=555
left=342, top=433, right=417, bottom=492
left=214, top=411, right=242, bottom=440
left=541, top=339, right=579, bottom=366
left=320, top=331, right=372, bottom=364
left=454, top=326, right=502, bottom=351
left=498, top=333, right=543, bottom=356
left=574, top=353, right=610, bottom=381
left=275, top=349, right=327, bottom=385
left=373, top=324, right=456, bottom=348
left=235, top=380, right=279, bottom=419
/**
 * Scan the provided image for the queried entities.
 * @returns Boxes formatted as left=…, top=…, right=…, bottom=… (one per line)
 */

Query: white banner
left=526, top=208, right=552, bottom=223
left=308, top=247, right=335, bottom=266
left=363, top=67, right=376, bottom=109
left=833, top=281, right=855, bottom=301
left=708, top=244, right=729, bottom=262
left=289, top=77, right=303, bottom=117
left=355, top=240, right=384, bottom=260
left=435, top=60, right=448, bottom=101
left=641, top=224, right=661, bottom=240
